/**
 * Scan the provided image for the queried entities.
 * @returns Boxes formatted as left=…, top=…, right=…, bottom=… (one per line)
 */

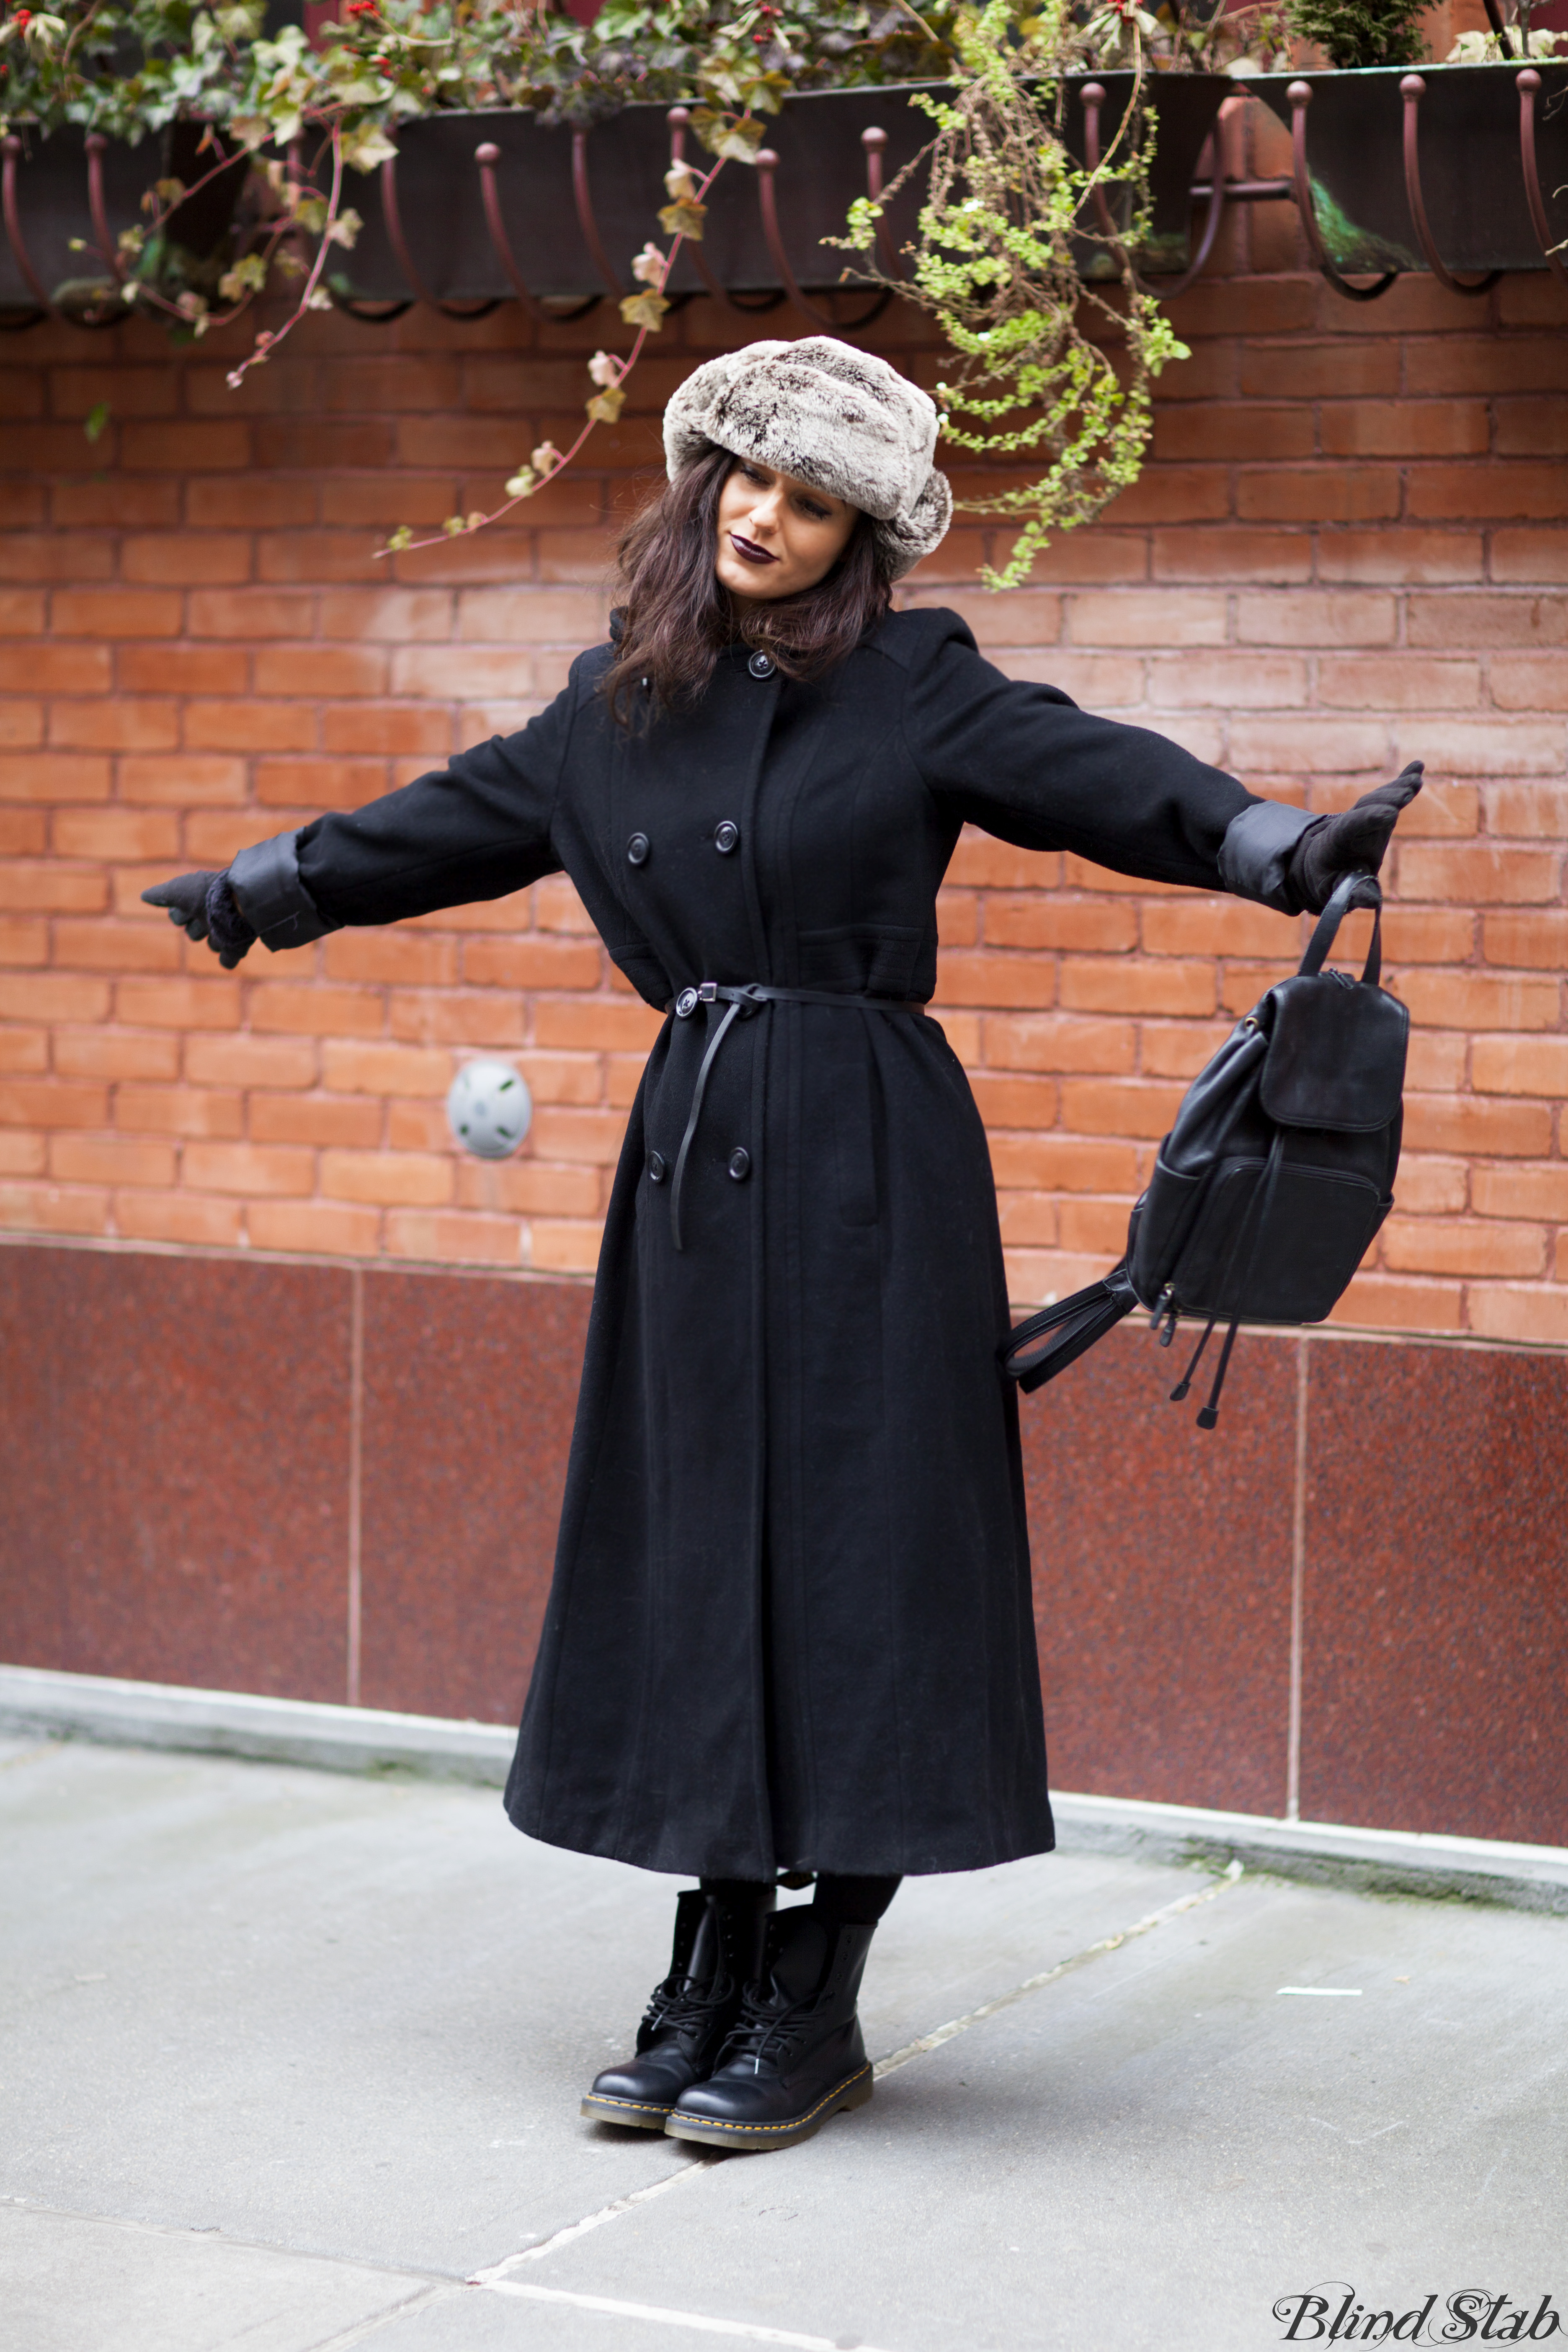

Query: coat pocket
left=831, top=1022, right=879, bottom=1228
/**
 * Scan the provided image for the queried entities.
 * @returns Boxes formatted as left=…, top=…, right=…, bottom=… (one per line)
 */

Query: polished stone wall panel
left=357, top=1271, right=592, bottom=1725
left=5, top=1242, right=1568, bottom=1852
left=0, top=1244, right=351, bottom=1701
left=1021, top=1322, right=1297, bottom=1819
left=1301, top=1341, right=1568, bottom=1846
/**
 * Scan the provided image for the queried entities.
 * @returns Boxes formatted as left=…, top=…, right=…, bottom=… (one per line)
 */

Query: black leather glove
left=141, top=871, right=258, bottom=969
left=1285, top=763, right=1423, bottom=915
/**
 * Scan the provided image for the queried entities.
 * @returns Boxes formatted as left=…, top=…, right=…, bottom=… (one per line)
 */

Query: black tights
left=699, top=1872, right=901, bottom=1927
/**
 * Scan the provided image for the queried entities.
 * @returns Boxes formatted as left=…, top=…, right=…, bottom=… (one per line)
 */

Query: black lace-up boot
left=581, top=1884, right=774, bottom=2130
left=663, top=1906, right=876, bottom=2151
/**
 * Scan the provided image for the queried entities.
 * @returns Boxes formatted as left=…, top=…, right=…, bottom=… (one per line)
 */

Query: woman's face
left=714, top=458, right=859, bottom=606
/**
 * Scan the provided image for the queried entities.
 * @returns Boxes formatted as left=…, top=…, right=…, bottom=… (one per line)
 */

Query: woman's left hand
left=142, top=870, right=258, bottom=968
left=1286, top=762, right=1424, bottom=913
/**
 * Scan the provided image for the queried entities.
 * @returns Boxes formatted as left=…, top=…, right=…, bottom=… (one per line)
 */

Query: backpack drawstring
left=1168, top=1317, right=1216, bottom=1403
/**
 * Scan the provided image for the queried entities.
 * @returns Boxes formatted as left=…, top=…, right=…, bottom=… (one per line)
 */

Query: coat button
left=627, top=832, right=650, bottom=867
left=727, top=1147, right=751, bottom=1181
left=747, top=650, right=775, bottom=680
left=647, top=1150, right=666, bottom=1184
left=714, top=820, right=740, bottom=855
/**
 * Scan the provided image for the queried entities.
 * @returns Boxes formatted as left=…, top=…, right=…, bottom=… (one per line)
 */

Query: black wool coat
left=285, top=606, right=1266, bottom=1881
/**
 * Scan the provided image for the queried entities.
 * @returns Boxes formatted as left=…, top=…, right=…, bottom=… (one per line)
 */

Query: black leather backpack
left=1000, top=872, right=1408, bottom=1428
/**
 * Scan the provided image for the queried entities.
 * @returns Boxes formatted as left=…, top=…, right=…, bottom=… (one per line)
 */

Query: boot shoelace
left=718, top=1981, right=811, bottom=2075
left=642, top=1969, right=735, bottom=2042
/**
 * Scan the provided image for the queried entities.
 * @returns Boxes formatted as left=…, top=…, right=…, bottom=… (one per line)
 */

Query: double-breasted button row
left=647, top=1145, right=748, bottom=1183
left=626, top=825, right=740, bottom=865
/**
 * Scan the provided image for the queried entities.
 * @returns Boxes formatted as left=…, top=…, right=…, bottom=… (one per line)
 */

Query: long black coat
left=293, top=607, right=1259, bottom=1879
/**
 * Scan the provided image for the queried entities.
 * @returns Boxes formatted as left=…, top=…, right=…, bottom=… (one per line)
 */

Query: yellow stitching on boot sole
left=581, top=2094, right=671, bottom=2118
left=668, top=2066, right=872, bottom=2137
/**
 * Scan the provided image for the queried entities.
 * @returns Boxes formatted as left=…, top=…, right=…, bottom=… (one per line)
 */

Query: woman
left=146, top=337, right=1419, bottom=2154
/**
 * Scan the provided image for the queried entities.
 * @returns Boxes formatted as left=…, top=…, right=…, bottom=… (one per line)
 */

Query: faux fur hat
left=663, top=336, right=952, bottom=582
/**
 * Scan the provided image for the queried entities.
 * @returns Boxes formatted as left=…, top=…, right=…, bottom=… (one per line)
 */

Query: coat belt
left=660, top=982, right=927, bottom=1252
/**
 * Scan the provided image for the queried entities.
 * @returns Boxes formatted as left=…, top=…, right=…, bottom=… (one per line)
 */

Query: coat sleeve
left=896, top=614, right=1313, bottom=908
left=227, top=660, right=590, bottom=952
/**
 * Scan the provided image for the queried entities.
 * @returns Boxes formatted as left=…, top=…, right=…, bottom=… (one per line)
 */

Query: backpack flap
left=1260, top=973, right=1408, bottom=1132
left=1259, top=870, right=1408, bottom=1132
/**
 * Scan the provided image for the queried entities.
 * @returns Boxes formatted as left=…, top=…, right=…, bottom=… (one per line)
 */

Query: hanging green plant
left=839, top=0, right=1191, bottom=587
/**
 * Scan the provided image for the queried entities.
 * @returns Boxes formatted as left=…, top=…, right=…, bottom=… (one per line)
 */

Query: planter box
left=333, top=76, right=1232, bottom=306
left=1, top=73, right=1231, bottom=316
left=1251, top=61, right=1568, bottom=275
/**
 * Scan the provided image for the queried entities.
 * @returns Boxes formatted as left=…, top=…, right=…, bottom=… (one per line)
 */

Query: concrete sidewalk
left=3, top=1734, right=1564, bottom=2352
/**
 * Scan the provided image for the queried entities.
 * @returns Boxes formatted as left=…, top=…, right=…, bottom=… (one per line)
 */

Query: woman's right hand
left=141, top=872, right=258, bottom=969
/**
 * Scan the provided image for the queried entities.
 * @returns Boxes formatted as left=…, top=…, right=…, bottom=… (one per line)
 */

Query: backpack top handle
left=1298, top=869, right=1383, bottom=988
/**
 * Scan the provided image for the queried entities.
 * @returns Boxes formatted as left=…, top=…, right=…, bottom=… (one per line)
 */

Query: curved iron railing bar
left=84, top=132, right=127, bottom=291
left=1517, top=68, right=1568, bottom=290
left=755, top=147, right=892, bottom=331
left=1, top=136, right=55, bottom=319
left=1190, top=175, right=1294, bottom=201
left=1399, top=75, right=1499, bottom=293
left=1287, top=80, right=1398, bottom=301
left=473, top=142, right=600, bottom=324
left=571, top=126, right=629, bottom=299
left=1, top=132, right=120, bottom=326
left=665, top=108, right=782, bottom=314
left=328, top=291, right=414, bottom=320
left=860, top=124, right=909, bottom=282
left=1079, top=81, right=1228, bottom=302
left=380, top=149, right=501, bottom=318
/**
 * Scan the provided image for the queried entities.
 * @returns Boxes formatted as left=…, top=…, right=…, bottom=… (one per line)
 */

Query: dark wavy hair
left=601, top=443, right=890, bottom=730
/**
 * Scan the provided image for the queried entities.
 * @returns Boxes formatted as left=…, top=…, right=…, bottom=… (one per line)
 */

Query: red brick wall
left=2, top=101, right=1566, bottom=1345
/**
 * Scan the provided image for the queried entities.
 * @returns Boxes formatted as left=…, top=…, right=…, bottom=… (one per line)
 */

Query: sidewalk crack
left=872, top=1861, right=1246, bottom=2079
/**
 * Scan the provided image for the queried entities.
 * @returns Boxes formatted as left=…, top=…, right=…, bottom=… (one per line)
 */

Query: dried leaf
left=690, top=105, right=763, bottom=163
left=218, top=252, right=269, bottom=304
left=619, top=289, right=669, bottom=333
left=340, top=122, right=398, bottom=173
left=658, top=198, right=707, bottom=243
